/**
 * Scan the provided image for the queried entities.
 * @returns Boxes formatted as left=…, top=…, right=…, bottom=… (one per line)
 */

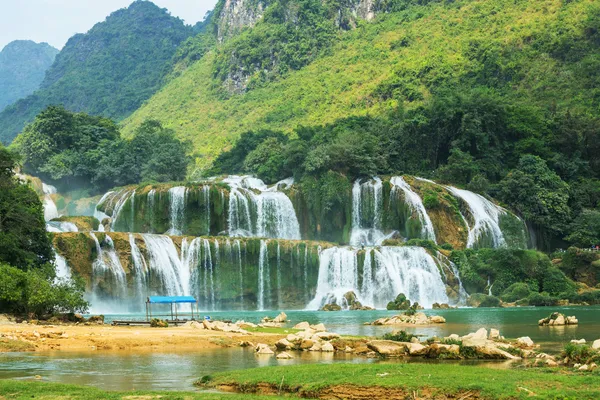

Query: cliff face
left=216, top=0, right=270, bottom=41
left=214, top=0, right=377, bottom=42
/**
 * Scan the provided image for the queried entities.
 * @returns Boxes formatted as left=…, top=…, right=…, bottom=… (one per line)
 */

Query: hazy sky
left=0, top=0, right=218, bottom=51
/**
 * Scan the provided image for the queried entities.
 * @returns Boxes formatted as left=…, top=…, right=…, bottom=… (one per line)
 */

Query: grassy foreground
left=0, top=380, right=278, bottom=400
left=202, top=363, right=600, bottom=399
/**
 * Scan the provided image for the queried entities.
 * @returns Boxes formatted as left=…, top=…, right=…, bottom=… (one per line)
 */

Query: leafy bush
left=500, top=282, right=533, bottom=303
left=478, top=295, right=501, bottom=308
left=562, top=343, right=600, bottom=365
left=382, top=330, right=417, bottom=342
left=527, top=292, right=558, bottom=307
left=150, top=318, right=169, bottom=328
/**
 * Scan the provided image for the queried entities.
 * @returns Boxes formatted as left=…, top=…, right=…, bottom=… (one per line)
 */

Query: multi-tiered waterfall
left=49, top=174, right=528, bottom=312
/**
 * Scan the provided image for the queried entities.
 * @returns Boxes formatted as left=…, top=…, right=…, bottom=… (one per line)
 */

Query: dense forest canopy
left=0, top=0, right=195, bottom=145
left=13, top=106, right=189, bottom=193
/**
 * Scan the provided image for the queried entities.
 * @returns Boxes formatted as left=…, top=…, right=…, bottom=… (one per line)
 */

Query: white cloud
left=0, top=0, right=217, bottom=50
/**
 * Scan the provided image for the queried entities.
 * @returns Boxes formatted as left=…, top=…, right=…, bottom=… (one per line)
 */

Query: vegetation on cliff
left=0, top=145, right=87, bottom=317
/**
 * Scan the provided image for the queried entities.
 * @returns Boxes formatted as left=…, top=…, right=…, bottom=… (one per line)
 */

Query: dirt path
left=0, top=323, right=284, bottom=352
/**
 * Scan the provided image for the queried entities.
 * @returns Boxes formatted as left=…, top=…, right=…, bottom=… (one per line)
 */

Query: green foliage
left=0, top=145, right=88, bottom=317
left=13, top=107, right=188, bottom=192
left=150, top=318, right=169, bottom=328
left=562, top=343, right=600, bottom=365
left=0, top=1, right=194, bottom=144
left=386, top=292, right=411, bottom=310
left=437, top=148, right=478, bottom=185
left=452, top=248, right=575, bottom=297
left=213, top=0, right=337, bottom=91
left=0, top=40, right=58, bottom=112
left=500, top=282, right=532, bottom=303
left=526, top=292, right=558, bottom=307
left=0, top=146, right=52, bottom=269
left=565, top=209, right=600, bottom=248
left=498, top=155, right=571, bottom=236
left=381, top=330, right=417, bottom=342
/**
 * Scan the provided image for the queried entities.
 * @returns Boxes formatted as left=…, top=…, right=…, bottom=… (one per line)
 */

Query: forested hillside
left=0, top=0, right=194, bottom=144
left=122, top=0, right=600, bottom=169
left=0, top=40, right=58, bottom=112
left=120, top=0, right=600, bottom=250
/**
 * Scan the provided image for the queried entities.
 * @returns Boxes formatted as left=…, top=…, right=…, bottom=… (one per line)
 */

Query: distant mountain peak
left=0, top=41, right=59, bottom=113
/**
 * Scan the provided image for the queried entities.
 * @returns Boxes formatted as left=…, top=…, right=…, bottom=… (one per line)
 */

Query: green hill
left=0, top=0, right=194, bottom=145
left=121, top=0, right=600, bottom=170
left=0, top=40, right=58, bottom=112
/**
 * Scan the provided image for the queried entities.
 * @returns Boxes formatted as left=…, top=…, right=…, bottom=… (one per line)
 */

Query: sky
left=0, top=0, right=218, bottom=51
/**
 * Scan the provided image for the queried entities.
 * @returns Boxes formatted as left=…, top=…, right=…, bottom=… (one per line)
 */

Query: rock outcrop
left=369, top=312, right=446, bottom=326
left=538, top=312, right=578, bottom=326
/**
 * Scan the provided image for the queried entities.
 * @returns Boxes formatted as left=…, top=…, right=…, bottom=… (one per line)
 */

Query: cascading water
left=46, top=221, right=79, bottom=232
left=308, top=246, right=450, bottom=310
left=110, top=190, right=133, bottom=231
left=225, top=176, right=300, bottom=240
left=307, top=247, right=359, bottom=309
left=257, top=240, right=269, bottom=311
left=94, top=191, right=114, bottom=232
left=89, top=233, right=128, bottom=313
left=54, top=251, right=71, bottom=280
left=42, top=183, right=59, bottom=222
left=167, top=187, right=187, bottom=235
left=446, top=186, right=506, bottom=248
left=390, top=176, right=437, bottom=242
left=129, top=234, right=148, bottom=305
left=350, top=178, right=392, bottom=246
left=142, top=234, right=188, bottom=297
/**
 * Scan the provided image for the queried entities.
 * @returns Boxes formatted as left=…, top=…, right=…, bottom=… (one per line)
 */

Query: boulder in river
left=538, top=312, right=578, bottom=326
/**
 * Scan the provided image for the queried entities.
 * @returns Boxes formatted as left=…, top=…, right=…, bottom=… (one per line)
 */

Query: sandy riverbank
left=0, top=323, right=286, bottom=352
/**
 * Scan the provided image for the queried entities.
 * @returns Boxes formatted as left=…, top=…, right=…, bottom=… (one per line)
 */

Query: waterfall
left=372, top=247, right=448, bottom=308
left=46, top=221, right=79, bottom=232
left=89, top=233, right=128, bottom=313
left=276, top=243, right=282, bottom=309
left=446, top=186, right=506, bottom=248
left=307, top=247, right=359, bottom=309
left=42, top=183, right=59, bottom=222
left=147, top=189, right=156, bottom=232
left=203, top=185, right=211, bottom=234
left=94, top=191, right=114, bottom=232
left=110, top=190, right=133, bottom=231
left=54, top=251, right=71, bottom=280
left=129, top=234, right=148, bottom=304
left=390, top=176, right=437, bottom=242
left=142, top=234, right=188, bottom=297
left=187, top=238, right=217, bottom=310
left=257, top=240, right=269, bottom=311
left=225, top=176, right=301, bottom=240
left=235, top=240, right=244, bottom=310
left=308, top=246, right=450, bottom=310
left=350, top=178, right=391, bottom=246
left=167, top=187, right=187, bottom=235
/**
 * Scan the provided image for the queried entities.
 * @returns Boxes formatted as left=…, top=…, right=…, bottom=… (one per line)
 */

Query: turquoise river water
left=1, top=306, right=599, bottom=391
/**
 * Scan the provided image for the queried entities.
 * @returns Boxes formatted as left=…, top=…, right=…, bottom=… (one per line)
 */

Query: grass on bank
left=201, top=363, right=600, bottom=399
left=0, top=380, right=279, bottom=400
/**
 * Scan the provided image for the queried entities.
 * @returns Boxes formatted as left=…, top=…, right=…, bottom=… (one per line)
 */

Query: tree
left=498, top=155, right=570, bottom=234
left=0, top=144, right=88, bottom=317
left=437, top=148, right=479, bottom=185
left=565, top=210, right=600, bottom=248
left=0, top=146, right=52, bottom=269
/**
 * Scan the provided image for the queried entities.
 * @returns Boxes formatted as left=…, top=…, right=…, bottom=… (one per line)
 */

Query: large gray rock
left=366, top=340, right=408, bottom=356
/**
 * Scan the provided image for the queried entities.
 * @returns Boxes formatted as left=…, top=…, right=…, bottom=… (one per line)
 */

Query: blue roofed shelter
left=146, top=296, right=199, bottom=322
